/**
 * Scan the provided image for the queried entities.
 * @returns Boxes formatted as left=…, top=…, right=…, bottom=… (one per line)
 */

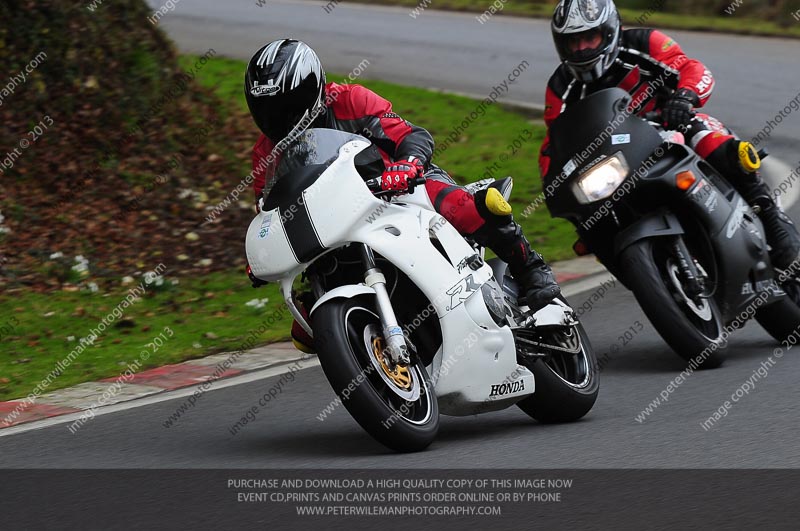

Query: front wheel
left=313, top=296, right=439, bottom=452
left=516, top=316, right=599, bottom=423
left=620, top=237, right=726, bottom=369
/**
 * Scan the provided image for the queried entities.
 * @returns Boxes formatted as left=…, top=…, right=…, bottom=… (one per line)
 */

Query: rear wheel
left=313, top=296, right=439, bottom=452
left=620, top=237, right=726, bottom=369
left=516, top=315, right=599, bottom=423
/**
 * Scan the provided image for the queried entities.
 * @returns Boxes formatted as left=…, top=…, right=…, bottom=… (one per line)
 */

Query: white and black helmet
left=244, top=39, right=326, bottom=140
left=552, top=0, right=621, bottom=83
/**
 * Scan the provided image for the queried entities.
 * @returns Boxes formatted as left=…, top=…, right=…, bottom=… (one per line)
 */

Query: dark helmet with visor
left=551, top=0, right=621, bottom=83
left=244, top=39, right=326, bottom=141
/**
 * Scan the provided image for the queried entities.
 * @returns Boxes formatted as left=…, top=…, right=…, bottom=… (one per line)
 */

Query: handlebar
left=644, top=111, right=700, bottom=135
left=366, top=176, right=427, bottom=196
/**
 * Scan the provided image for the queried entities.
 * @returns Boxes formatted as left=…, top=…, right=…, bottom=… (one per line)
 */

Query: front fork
left=359, top=244, right=410, bottom=366
left=672, top=236, right=707, bottom=298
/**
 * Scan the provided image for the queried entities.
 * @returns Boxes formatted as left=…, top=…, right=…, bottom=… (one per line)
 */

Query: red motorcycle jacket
left=539, top=28, right=714, bottom=178
left=252, top=82, right=434, bottom=198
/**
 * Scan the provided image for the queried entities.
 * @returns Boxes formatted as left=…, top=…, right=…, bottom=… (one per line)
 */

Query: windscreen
left=275, top=128, right=377, bottom=179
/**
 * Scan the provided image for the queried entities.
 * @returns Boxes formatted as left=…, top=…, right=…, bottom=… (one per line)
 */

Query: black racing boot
left=741, top=177, right=800, bottom=270
left=472, top=187, right=561, bottom=312
left=501, top=224, right=562, bottom=313
left=713, top=140, right=800, bottom=270
left=760, top=204, right=800, bottom=270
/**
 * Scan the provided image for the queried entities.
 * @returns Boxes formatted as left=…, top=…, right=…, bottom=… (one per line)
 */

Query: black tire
left=516, top=319, right=599, bottom=423
left=313, top=296, right=439, bottom=452
left=755, top=278, right=800, bottom=342
left=620, top=238, right=726, bottom=369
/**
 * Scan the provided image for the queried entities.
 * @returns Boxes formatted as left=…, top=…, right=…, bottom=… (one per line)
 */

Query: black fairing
left=542, top=88, right=783, bottom=322
left=263, top=164, right=329, bottom=212
left=547, top=88, right=663, bottom=187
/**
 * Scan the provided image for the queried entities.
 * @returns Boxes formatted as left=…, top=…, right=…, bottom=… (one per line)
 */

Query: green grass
left=0, top=275, right=293, bottom=400
left=184, top=55, right=576, bottom=258
left=0, top=55, right=577, bottom=401
left=321, top=0, right=800, bottom=39
left=620, top=10, right=800, bottom=38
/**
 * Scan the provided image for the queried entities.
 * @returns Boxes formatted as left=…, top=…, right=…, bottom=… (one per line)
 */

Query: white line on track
left=562, top=272, right=617, bottom=299
left=0, top=272, right=618, bottom=438
left=7, top=160, right=794, bottom=439
left=762, top=156, right=800, bottom=210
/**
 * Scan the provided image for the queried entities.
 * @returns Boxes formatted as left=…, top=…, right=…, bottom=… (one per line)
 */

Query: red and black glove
left=662, top=88, right=700, bottom=131
left=380, top=157, right=424, bottom=193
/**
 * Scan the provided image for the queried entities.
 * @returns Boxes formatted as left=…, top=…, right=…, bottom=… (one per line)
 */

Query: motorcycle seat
left=464, top=176, right=513, bottom=201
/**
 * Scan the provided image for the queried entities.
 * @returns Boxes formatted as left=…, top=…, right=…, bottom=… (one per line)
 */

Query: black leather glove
left=662, top=88, right=700, bottom=130
left=246, top=264, right=268, bottom=288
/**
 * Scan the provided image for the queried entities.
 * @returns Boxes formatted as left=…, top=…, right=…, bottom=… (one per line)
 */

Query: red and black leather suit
left=538, top=28, right=800, bottom=269
left=254, top=82, right=490, bottom=235
left=540, top=28, right=731, bottom=179
left=253, top=82, right=560, bottom=314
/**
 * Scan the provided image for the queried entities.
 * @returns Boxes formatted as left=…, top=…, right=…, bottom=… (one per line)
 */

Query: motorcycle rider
left=540, top=0, right=800, bottom=271
left=244, top=39, right=560, bottom=352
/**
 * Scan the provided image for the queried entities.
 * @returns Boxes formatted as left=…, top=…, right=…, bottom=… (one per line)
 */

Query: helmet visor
left=247, top=75, right=322, bottom=141
left=565, top=29, right=603, bottom=56
left=553, top=25, right=615, bottom=82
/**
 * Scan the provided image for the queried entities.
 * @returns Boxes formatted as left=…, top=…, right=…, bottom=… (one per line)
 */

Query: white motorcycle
left=246, top=129, right=598, bottom=452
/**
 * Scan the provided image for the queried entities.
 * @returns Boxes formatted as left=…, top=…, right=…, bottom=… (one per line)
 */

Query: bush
left=0, top=0, right=254, bottom=290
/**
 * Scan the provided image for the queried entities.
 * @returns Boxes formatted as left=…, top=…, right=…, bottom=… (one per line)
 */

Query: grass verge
left=184, top=55, right=575, bottom=259
left=0, top=54, right=575, bottom=400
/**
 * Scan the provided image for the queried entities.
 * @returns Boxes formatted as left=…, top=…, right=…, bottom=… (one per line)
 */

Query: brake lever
left=365, top=177, right=382, bottom=193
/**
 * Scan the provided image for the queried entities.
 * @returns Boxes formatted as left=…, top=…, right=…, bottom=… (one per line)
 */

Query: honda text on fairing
left=543, top=87, right=800, bottom=369
left=246, top=128, right=598, bottom=452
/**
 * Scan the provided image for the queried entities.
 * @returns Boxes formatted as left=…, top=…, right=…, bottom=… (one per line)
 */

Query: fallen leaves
left=0, top=3, right=256, bottom=292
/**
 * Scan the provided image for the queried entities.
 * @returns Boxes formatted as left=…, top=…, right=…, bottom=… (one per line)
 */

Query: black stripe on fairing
left=284, top=198, right=326, bottom=263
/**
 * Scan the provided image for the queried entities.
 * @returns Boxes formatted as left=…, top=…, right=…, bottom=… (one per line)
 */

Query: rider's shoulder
left=547, top=64, right=573, bottom=95
left=622, top=27, right=682, bottom=57
left=326, top=82, right=387, bottom=111
left=253, top=133, right=273, bottom=154
left=326, top=82, right=380, bottom=100
left=620, top=27, right=655, bottom=51
left=326, top=82, right=395, bottom=119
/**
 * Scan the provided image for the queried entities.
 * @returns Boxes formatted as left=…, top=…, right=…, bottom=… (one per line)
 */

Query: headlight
left=574, top=153, right=629, bottom=204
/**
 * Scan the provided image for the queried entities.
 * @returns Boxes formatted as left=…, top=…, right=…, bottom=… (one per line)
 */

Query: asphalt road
left=152, top=0, right=800, bottom=207
left=2, top=1, right=799, bottom=469
left=2, top=279, right=799, bottom=468
left=150, top=0, right=800, bottom=165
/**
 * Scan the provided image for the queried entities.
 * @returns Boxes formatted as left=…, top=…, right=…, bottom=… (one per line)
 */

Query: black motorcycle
left=544, top=88, right=800, bottom=368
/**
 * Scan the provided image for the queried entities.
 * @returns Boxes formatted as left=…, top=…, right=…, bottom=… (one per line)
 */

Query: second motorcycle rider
left=540, top=0, right=800, bottom=271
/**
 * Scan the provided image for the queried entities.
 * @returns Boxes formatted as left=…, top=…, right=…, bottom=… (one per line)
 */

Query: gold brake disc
left=372, top=336, right=412, bottom=390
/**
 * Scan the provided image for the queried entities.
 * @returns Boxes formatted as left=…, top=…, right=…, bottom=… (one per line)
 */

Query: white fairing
left=245, top=137, right=534, bottom=415
left=246, top=208, right=301, bottom=282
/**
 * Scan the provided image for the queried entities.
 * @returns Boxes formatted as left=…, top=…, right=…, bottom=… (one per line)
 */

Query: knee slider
left=737, top=141, right=761, bottom=173
left=474, top=188, right=512, bottom=225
